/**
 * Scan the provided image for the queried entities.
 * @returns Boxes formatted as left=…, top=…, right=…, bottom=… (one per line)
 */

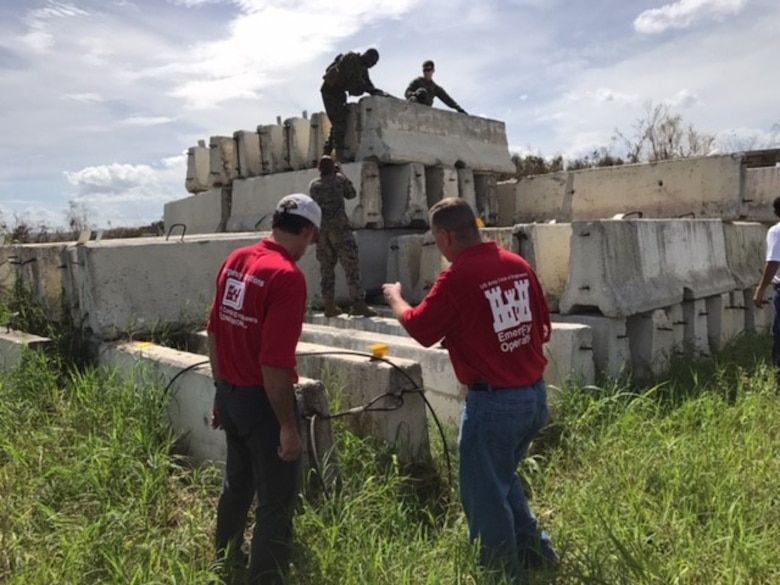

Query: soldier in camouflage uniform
left=405, top=59, right=467, bottom=114
left=309, top=155, right=377, bottom=318
left=320, top=48, right=389, bottom=163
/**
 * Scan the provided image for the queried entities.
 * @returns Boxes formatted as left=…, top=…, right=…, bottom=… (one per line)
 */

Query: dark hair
left=773, top=196, right=780, bottom=217
left=429, top=197, right=479, bottom=241
left=318, top=155, right=336, bottom=175
left=272, top=211, right=313, bottom=234
left=422, top=59, right=434, bottom=70
left=362, top=48, right=379, bottom=66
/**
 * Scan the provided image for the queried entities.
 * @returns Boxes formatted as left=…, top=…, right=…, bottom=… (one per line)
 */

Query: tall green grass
left=2, top=333, right=779, bottom=584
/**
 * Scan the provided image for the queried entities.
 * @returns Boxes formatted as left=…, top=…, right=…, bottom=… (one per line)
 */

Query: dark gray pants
left=215, top=382, right=300, bottom=585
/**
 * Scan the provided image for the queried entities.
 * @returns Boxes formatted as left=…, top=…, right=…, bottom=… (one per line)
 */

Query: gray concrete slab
left=258, top=124, right=285, bottom=175
left=185, top=143, right=211, bottom=193
left=512, top=223, right=572, bottom=312
left=164, top=187, right=230, bottom=235
left=560, top=219, right=737, bottom=317
left=554, top=314, right=630, bottom=380
left=355, top=96, right=515, bottom=173
left=0, top=329, right=52, bottom=371
left=722, top=221, right=766, bottom=289
left=234, top=130, right=262, bottom=178
left=209, top=136, right=239, bottom=187
left=284, top=117, right=311, bottom=171
left=626, top=309, right=676, bottom=378
left=380, top=163, right=428, bottom=227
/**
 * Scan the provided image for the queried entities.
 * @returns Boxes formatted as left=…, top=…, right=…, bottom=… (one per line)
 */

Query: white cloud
left=634, top=0, right=748, bottom=34
left=20, top=1, right=88, bottom=53
left=567, top=87, right=639, bottom=106
left=118, top=116, right=175, bottom=127
left=665, top=89, right=700, bottom=108
left=61, top=92, right=104, bottom=103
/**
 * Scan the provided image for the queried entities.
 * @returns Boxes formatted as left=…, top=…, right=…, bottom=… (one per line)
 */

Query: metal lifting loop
left=166, top=223, right=187, bottom=242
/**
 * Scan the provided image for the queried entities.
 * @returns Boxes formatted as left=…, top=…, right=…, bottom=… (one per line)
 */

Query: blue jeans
left=458, top=380, right=556, bottom=583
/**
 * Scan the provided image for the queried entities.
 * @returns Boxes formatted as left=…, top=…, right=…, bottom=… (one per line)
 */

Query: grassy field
left=1, top=335, right=779, bottom=584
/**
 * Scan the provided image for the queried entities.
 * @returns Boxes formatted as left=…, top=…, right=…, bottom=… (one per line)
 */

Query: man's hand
left=382, top=281, right=403, bottom=304
left=754, top=287, right=768, bottom=308
left=278, top=424, right=302, bottom=461
left=210, top=406, right=222, bottom=430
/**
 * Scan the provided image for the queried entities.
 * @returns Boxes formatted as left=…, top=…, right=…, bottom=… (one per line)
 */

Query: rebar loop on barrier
left=254, top=212, right=273, bottom=231
left=678, top=212, right=696, bottom=219
left=612, top=211, right=644, bottom=220
left=166, top=223, right=187, bottom=242
left=8, top=257, right=36, bottom=266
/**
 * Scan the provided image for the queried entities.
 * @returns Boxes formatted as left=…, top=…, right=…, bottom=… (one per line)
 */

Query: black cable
left=163, top=359, right=210, bottom=395
left=296, top=349, right=453, bottom=489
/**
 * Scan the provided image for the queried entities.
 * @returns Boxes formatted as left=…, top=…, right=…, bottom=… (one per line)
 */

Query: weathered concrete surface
left=744, top=166, right=780, bottom=222
left=0, top=330, right=52, bottom=371
left=722, top=221, right=767, bottom=288
left=626, top=308, right=676, bottom=378
left=560, top=220, right=737, bottom=317
left=683, top=299, right=710, bottom=358
left=164, top=187, right=231, bottom=235
left=295, top=341, right=430, bottom=463
left=553, top=314, right=630, bottom=380
left=719, top=291, right=746, bottom=347
left=425, top=165, right=459, bottom=208
left=97, top=341, right=335, bottom=477
left=209, top=136, right=239, bottom=187
left=258, top=124, right=285, bottom=175
left=234, top=130, right=262, bottom=178
left=512, top=223, right=572, bottom=312
left=458, top=168, right=477, bottom=213
left=380, top=163, right=428, bottom=227
left=475, top=173, right=499, bottom=226
left=185, top=143, right=211, bottom=193
left=227, top=161, right=382, bottom=231
left=355, top=96, right=515, bottom=173
left=1, top=242, right=70, bottom=320
left=306, top=112, right=331, bottom=169
left=744, top=288, right=773, bottom=334
left=504, top=154, right=744, bottom=223
left=284, top=117, right=311, bottom=171
left=299, top=324, right=464, bottom=427
left=67, top=230, right=417, bottom=339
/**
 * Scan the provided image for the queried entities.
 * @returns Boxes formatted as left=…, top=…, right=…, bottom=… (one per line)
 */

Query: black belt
left=468, top=379, right=542, bottom=392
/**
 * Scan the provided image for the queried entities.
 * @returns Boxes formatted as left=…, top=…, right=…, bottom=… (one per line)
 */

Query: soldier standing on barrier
left=320, top=48, right=390, bottom=163
left=309, top=155, right=376, bottom=318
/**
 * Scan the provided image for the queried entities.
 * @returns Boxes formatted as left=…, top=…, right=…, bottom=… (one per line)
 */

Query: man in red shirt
left=383, top=197, right=557, bottom=582
left=208, top=193, right=321, bottom=585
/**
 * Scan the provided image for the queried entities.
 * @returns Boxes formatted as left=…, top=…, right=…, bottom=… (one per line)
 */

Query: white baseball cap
left=275, top=193, right=321, bottom=229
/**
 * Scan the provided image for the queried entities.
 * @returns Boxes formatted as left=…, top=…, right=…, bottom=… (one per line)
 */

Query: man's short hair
left=362, top=48, right=379, bottom=66
left=318, top=155, right=336, bottom=175
left=429, top=197, right=479, bottom=240
left=773, top=196, right=780, bottom=217
left=422, top=59, right=434, bottom=70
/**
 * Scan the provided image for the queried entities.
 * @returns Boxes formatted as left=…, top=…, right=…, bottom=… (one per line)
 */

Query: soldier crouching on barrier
left=309, top=155, right=377, bottom=318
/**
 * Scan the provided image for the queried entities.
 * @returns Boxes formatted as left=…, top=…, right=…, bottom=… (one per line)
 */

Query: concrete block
left=388, top=234, right=424, bottom=302
left=3, top=243, right=69, bottom=322
left=560, top=220, right=737, bottom=317
left=342, top=103, right=360, bottom=161
left=667, top=303, right=686, bottom=355
left=496, top=180, right=517, bottom=227
left=284, top=117, right=311, bottom=171
left=234, top=130, right=262, bottom=178
left=744, top=288, right=773, bottom=334
left=164, top=187, right=231, bottom=235
left=720, top=290, right=746, bottom=344
left=299, top=324, right=464, bottom=427
left=306, top=112, right=332, bottom=168
left=511, top=154, right=744, bottom=223
left=209, top=136, right=239, bottom=187
left=417, top=232, right=449, bottom=302
left=424, top=165, right=459, bottom=208
left=722, top=221, right=767, bottom=288
left=0, top=330, right=52, bottom=371
left=457, top=168, right=477, bottom=213
left=97, top=341, right=336, bottom=480
left=380, top=163, right=428, bottom=227
left=544, top=322, right=595, bottom=388
left=682, top=299, right=710, bottom=358
left=744, top=166, right=780, bottom=222
left=185, top=144, right=211, bottom=193
left=355, top=96, right=515, bottom=173
left=626, top=308, right=676, bottom=378
left=475, top=173, right=499, bottom=226
left=512, top=223, right=572, bottom=312
left=228, top=162, right=381, bottom=232
left=258, top=124, right=285, bottom=175
left=296, top=341, right=430, bottom=463
left=554, top=314, right=630, bottom=380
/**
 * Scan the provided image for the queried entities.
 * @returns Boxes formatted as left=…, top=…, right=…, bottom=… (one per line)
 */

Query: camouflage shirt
left=308, top=173, right=357, bottom=227
left=404, top=77, right=461, bottom=110
left=322, top=52, right=377, bottom=96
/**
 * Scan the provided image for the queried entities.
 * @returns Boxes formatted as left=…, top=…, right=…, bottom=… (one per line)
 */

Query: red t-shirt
left=402, top=241, right=550, bottom=387
left=207, top=239, right=307, bottom=386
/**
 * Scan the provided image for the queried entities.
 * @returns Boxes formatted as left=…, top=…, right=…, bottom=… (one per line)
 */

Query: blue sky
left=0, top=0, right=778, bottom=229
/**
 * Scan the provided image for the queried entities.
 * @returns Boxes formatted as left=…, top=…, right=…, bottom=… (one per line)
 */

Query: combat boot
left=349, top=300, right=377, bottom=318
left=323, top=299, right=343, bottom=318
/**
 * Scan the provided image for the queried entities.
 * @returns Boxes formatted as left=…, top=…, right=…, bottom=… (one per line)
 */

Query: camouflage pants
left=320, top=86, right=347, bottom=152
left=316, top=225, right=364, bottom=302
